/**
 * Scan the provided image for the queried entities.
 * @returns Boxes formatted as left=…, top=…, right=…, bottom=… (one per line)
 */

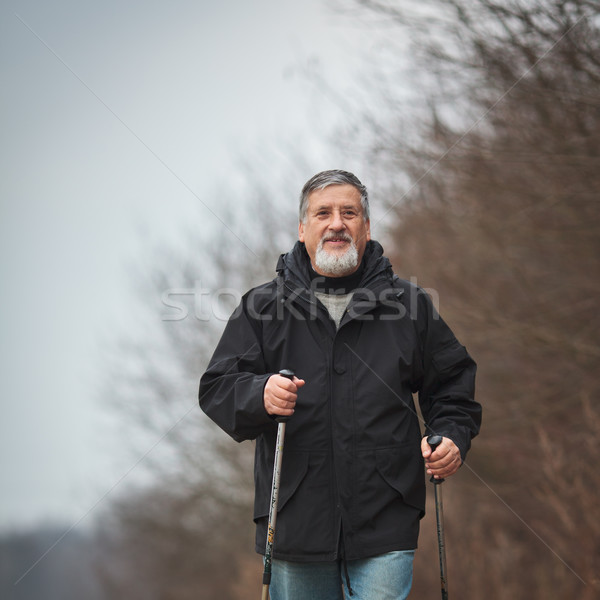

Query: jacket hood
left=276, top=240, right=394, bottom=290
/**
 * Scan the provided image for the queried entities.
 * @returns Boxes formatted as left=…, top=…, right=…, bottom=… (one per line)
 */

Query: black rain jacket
left=199, top=240, right=481, bottom=561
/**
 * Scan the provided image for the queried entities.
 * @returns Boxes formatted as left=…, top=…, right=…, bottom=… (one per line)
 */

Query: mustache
left=321, top=232, right=352, bottom=242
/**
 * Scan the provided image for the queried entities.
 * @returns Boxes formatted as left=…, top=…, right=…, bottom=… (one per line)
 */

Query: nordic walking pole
left=261, top=369, right=295, bottom=600
left=427, top=434, right=449, bottom=600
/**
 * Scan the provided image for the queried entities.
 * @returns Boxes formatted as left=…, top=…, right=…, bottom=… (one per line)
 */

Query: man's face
left=298, top=184, right=371, bottom=277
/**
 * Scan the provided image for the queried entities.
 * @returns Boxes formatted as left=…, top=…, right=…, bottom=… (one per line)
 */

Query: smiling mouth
left=323, top=240, right=350, bottom=252
left=323, top=234, right=351, bottom=244
left=319, top=233, right=353, bottom=252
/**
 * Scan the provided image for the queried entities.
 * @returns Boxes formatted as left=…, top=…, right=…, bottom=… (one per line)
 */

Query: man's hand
left=421, top=436, right=461, bottom=479
left=264, top=374, right=305, bottom=418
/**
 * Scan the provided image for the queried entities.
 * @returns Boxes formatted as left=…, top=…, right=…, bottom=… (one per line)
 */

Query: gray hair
left=299, top=170, right=369, bottom=223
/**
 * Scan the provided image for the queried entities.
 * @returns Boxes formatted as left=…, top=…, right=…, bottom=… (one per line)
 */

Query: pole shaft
left=260, top=369, right=295, bottom=600
left=427, top=434, right=449, bottom=600
left=261, top=420, right=287, bottom=599
left=434, top=483, right=449, bottom=600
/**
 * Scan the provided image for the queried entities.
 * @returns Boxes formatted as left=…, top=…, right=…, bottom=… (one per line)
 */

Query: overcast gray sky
left=0, top=0, right=380, bottom=531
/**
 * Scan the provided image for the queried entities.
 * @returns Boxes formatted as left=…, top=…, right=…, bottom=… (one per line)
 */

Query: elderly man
left=199, top=170, right=481, bottom=599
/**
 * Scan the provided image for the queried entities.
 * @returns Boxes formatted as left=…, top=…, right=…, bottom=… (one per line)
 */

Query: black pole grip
left=426, top=434, right=445, bottom=484
left=276, top=369, right=295, bottom=423
left=427, top=434, right=443, bottom=451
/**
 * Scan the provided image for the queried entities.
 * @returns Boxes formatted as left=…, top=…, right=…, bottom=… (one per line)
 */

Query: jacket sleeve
left=199, top=296, right=276, bottom=443
left=415, top=288, right=481, bottom=461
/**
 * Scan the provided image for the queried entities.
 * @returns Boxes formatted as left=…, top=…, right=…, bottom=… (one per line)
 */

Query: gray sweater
left=314, top=291, right=354, bottom=329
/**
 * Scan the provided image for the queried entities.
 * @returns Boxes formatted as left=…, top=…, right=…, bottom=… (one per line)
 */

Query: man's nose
left=329, top=210, right=345, bottom=230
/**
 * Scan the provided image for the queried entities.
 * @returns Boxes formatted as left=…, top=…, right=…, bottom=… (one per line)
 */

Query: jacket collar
left=275, top=241, right=396, bottom=320
left=275, top=241, right=398, bottom=330
left=276, top=240, right=393, bottom=290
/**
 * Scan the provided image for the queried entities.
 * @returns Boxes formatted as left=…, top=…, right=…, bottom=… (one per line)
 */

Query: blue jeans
left=270, top=550, right=415, bottom=600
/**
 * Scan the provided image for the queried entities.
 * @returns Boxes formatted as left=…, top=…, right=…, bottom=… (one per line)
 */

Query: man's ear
left=298, top=220, right=305, bottom=242
left=366, top=219, right=371, bottom=241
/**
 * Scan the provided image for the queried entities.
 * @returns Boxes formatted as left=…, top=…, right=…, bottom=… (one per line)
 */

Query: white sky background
left=0, top=0, right=393, bottom=531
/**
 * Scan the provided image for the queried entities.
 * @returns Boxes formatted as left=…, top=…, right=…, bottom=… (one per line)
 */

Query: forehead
left=306, top=184, right=362, bottom=210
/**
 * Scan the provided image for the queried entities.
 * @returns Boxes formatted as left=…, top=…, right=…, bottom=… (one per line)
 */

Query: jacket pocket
left=254, top=447, right=335, bottom=557
left=374, top=444, right=425, bottom=515
left=431, top=341, right=470, bottom=382
left=351, top=443, right=425, bottom=547
left=254, top=447, right=310, bottom=521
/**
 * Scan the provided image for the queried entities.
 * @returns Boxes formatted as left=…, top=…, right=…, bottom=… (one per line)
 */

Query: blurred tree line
left=64, top=0, right=599, bottom=598
left=355, top=1, right=600, bottom=597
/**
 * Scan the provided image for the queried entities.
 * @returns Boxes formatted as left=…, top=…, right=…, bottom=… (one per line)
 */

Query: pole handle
left=275, top=369, right=295, bottom=423
left=427, top=434, right=445, bottom=484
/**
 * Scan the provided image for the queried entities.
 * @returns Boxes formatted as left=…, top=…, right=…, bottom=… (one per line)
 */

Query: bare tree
left=95, top=168, right=302, bottom=598
left=347, top=0, right=600, bottom=597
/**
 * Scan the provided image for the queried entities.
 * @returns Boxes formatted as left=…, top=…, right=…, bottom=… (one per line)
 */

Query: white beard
left=314, top=236, right=359, bottom=276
